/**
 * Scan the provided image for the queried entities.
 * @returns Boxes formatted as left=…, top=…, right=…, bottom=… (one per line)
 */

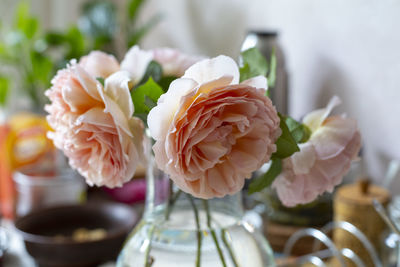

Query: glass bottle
left=117, top=153, right=276, bottom=267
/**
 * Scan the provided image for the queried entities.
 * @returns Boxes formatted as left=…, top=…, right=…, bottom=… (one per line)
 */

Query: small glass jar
left=13, top=164, right=86, bottom=217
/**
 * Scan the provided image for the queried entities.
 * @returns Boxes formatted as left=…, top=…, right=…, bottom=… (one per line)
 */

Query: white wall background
left=2, top=0, right=400, bottom=191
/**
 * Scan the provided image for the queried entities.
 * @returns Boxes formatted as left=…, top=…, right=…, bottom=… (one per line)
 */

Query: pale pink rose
left=272, top=96, right=361, bottom=207
left=152, top=47, right=205, bottom=77
left=45, top=60, right=144, bottom=188
left=79, top=51, right=120, bottom=79
left=148, top=56, right=281, bottom=198
left=121, top=46, right=204, bottom=84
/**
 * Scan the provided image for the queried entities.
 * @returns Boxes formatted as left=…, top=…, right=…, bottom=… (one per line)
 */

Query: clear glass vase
left=117, top=154, right=276, bottom=267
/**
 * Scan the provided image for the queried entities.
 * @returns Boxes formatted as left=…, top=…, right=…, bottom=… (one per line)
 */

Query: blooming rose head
left=272, top=96, right=361, bottom=207
left=45, top=59, right=144, bottom=188
left=148, top=56, right=281, bottom=198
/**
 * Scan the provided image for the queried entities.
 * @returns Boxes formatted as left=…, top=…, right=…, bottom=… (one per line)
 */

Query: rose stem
left=221, top=228, right=239, bottom=267
left=165, top=180, right=182, bottom=220
left=144, top=224, right=155, bottom=267
left=203, top=200, right=227, bottom=267
left=187, top=195, right=202, bottom=267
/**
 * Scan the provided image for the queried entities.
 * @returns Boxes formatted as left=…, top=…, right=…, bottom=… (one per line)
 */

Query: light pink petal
left=303, top=95, right=341, bottom=132
left=311, top=117, right=357, bottom=160
left=148, top=78, right=198, bottom=140
left=241, top=75, right=268, bottom=90
left=73, top=63, right=103, bottom=102
left=121, top=45, right=153, bottom=85
left=79, top=51, right=120, bottom=78
left=183, top=55, right=239, bottom=85
left=152, top=47, right=205, bottom=77
left=103, top=71, right=134, bottom=118
left=289, top=143, right=316, bottom=175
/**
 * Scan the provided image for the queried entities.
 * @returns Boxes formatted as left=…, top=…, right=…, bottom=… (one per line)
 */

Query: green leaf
left=79, top=0, right=117, bottom=41
left=272, top=113, right=300, bottom=159
left=131, top=77, right=164, bottom=114
left=30, top=51, right=53, bottom=86
left=44, top=32, right=67, bottom=46
left=127, top=0, right=144, bottom=21
left=158, top=76, right=177, bottom=92
left=127, top=14, right=162, bottom=47
left=239, top=63, right=253, bottom=83
left=65, top=26, right=86, bottom=59
left=248, top=159, right=282, bottom=194
left=138, top=60, right=163, bottom=86
left=15, top=1, right=29, bottom=30
left=96, top=77, right=105, bottom=86
left=15, top=2, right=39, bottom=39
left=239, top=47, right=268, bottom=82
left=285, top=116, right=312, bottom=144
left=268, top=48, right=277, bottom=88
left=0, top=76, right=10, bottom=107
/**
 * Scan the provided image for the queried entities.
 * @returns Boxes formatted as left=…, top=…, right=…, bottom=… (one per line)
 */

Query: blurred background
left=1, top=0, right=399, bottom=192
left=1, top=0, right=400, bottom=265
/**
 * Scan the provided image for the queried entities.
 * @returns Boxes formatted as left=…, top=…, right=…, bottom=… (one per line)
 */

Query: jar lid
left=335, top=179, right=390, bottom=206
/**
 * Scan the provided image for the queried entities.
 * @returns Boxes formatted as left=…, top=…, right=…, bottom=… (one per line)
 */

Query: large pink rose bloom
left=148, top=56, right=281, bottom=198
left=45, top=58, right=144, bottom=188
left=272, top=96, right=361, bottom=207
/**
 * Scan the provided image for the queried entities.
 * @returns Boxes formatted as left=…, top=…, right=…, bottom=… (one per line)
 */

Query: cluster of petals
left=272, top=96, right=361, bottom=207
left=45, top=46, right=202, bottom=188
left=148, top=56, right=281, bottom=198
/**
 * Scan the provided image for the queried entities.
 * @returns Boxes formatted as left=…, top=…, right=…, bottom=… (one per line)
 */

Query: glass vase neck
left=143, top=153, right=244, bottom=224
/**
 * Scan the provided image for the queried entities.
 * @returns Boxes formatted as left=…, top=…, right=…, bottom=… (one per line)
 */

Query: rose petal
left=148, top=78, right=198, bottom=140
left=183, top=55, right=239, bottom=85
left=121, top=45, right=153, bottom=85
left=303, top=95, right=341, bottom=132
left=103, top=71, right=134, bottom=118
left=79, top=51, right=120, bottom=79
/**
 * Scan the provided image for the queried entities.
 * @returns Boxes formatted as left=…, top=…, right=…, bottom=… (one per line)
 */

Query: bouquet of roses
left=45, top=45, right=361, bottom=207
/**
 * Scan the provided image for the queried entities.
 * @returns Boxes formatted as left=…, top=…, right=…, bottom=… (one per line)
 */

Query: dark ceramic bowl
left=15, top=202, right=138, bottom=267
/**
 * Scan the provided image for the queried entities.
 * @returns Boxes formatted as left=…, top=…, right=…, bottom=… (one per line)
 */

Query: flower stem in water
left=187, top=195, right=202, bottom=267
left=165, top=181, right=182, bottom=220
left=203, top=200, right=227, bottom=267
left=221, top=228, right=239, bottom=267
left=144, top=224, right=155, bottom=267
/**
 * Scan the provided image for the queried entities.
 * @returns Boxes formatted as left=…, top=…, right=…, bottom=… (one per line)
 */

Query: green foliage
left=284, top=116, right=312, bottom=144
left=0, top=76, right=10, bottom=107
left=128, top=0, right=144, bottom=21
left=248, top=113, right=312, bottom=193
left=0, top=0, right=158, bottom=110
left=0, top=1, right=53, bottom=109
left=15, top=1, right=39, bottom=39
left=272, top=113, right=300, bottom=159
left=138, top=61, right=163, bottom=86
left=158, top=76, right=177, bottom=92
left=239, top=47, right=269, bottom=83
left=131, top=77, right=164, bottom=119
left=239, top=47, right=278, bottom=92
left=79, top=0, right=117, bottom=50
left=267, top=48, right=277, bottom=88
left=248, top=159, right=282, bottom=194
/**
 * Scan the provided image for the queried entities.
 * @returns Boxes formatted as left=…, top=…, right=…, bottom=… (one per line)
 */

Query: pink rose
left=45, top=60, right=144, bottom=188
left=121, top=46, right=204, bottom=83
left=152, top=47, right=205, bottom=77
left=148, top=56, right=281, bottom=198
left=272, top=96, right=362, bottom=207
left=79, top=51, right=120, bottom=79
